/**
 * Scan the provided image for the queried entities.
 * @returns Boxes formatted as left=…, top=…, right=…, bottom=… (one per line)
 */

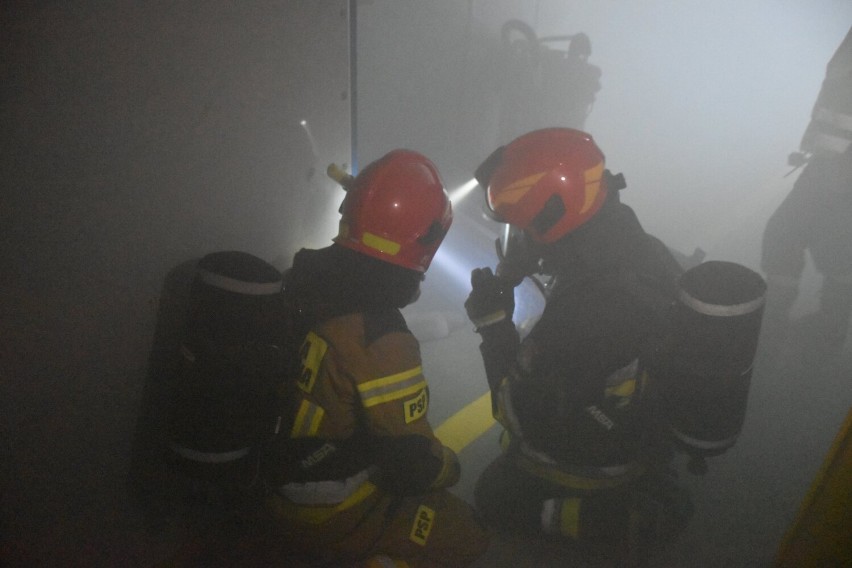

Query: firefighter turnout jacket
left=479, top=199, right=683, bottom=489
left=264, top=245, right=487, bottom=566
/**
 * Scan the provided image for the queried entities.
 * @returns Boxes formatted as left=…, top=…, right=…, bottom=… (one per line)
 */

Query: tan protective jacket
left=281, top=308, right=459, bottom=505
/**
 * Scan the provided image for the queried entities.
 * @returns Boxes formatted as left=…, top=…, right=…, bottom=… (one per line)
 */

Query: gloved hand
left=465, top=267, right=515, bottom=332
left=431, top=446, right=461, bottom=489
left=494, top=227, right=539, bottom=287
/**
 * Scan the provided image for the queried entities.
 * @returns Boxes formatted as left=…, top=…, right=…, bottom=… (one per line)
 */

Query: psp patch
left=409, top=504, right=435, bottom=546
left=404, top=388, right=428, bottom=423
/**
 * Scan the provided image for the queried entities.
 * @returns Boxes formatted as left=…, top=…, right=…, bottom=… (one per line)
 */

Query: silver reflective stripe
left=503, top=377, right=637, bottom=479
left=669, top=426, right=738, bottom=451
left=518, top=439, right=637, bottom=478
left=291, top=400, right=325, bottom=437
left=278, top=468, right=373, bottom=505
left=828, top=272, right=852, bottom=285
left=678, top=289, right=764, bottom=317
left=766, top=274, right=799, bottom=289
left=358, top=367, right=424, bottom=408
left=169, top=442, right=250, bottom=463
left=605, top=358, right=639, bottom=387
left=810, top=132, right=851, bottom=155
left=497, top=379, right=524, bottom=443
left=369, top=556, right=399, bottom=568
left=198, top=268, right=282, bottom=295
left=814, top=106, right=852, bottom=133
left=180, top=344, right=196, bottom=362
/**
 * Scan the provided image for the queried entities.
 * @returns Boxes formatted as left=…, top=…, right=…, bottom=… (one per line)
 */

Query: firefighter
left=464, top=128, right=691, bottom=563
left=760, top=26, right=852, bottom=361
left=262, top=150, right=489, bottom=567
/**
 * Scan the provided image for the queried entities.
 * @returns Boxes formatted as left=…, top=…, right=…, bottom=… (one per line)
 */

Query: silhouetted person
left=761, top=26, right=852, bottom=361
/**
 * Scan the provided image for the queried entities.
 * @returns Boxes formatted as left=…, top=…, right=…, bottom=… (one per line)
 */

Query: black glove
left=495, top=232, right=539, bottom=288
left=465, top=267, right=515, bottom=331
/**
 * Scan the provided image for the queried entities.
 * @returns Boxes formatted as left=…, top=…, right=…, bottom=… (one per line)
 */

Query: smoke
left=357, top=0, right=852, bottom=270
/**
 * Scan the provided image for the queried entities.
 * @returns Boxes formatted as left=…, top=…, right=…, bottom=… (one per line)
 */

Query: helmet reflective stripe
left=489, top=171, right=547, bottom=209
left=362, top=231, right=402, bottom=256
left=334, top=149, right=451, bottom=272
left=484, top=128, right=608, bottom=244
left=580, top=162, right=604, bottom=214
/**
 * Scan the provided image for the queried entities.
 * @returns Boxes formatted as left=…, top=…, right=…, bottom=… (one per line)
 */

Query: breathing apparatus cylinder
left=657, top=261, right=766, bottom=473
left=166, top=251, right=288, bottom=494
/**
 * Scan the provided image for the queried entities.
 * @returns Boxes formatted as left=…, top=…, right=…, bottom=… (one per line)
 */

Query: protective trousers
left=761, top=152, right=852, bottom=350
left=269, top=487, right=489, bottom=567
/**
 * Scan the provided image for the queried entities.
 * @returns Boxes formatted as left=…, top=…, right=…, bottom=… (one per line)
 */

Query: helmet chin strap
left=407, top=284, right=422, bottom=306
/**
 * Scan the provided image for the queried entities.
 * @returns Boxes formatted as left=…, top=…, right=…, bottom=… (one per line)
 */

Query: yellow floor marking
left=434, top=391, right=496, bottom=454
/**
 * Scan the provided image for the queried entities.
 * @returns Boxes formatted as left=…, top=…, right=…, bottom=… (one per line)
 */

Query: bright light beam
left=299, top=119, right=318, bottom=158
left=448, top=177, right=479, bottom=206
left=430, top=245, right=480, bottom=292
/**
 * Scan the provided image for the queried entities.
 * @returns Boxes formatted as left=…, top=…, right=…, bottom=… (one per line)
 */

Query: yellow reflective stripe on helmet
left=580, top=161, right=604, bottom=214
left=362, top=231, right=401, bottom=255
left=358, top=366, right=426, bottom=408
left=291, top=399, right=325, bottom=437
left=490, top=171, right=547, bottom=208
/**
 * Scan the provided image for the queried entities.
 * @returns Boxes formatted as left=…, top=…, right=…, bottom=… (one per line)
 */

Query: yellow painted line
left=434, top=391, right=496, bottom=454
left=775, top=404, right=852, bottom=566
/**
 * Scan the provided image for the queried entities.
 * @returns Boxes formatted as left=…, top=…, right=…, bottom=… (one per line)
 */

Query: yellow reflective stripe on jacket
left=291, top=399, right=325, bottom=437
left=297, top=331, right=328, bottom=394
left=559, top=497, right=582, bottom=538
left=605, top=378, right=636, bottom=398
left=358, top=366, right=426, bottom=408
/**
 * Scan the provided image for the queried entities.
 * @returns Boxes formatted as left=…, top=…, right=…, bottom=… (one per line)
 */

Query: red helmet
left=335, top=149, right=452, bottom=272
left=485, top=128, right=607, bottom=244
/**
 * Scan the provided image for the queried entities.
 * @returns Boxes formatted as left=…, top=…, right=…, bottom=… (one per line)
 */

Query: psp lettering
left=404, top=388, right=428, bottom=424
left=409, top=505, right=435, bottom=546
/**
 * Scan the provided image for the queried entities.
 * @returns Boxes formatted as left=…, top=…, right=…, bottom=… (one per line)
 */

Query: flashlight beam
left=448, top=177, right=480, bottom=206
left=299, top=119, right=319, bottom=158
